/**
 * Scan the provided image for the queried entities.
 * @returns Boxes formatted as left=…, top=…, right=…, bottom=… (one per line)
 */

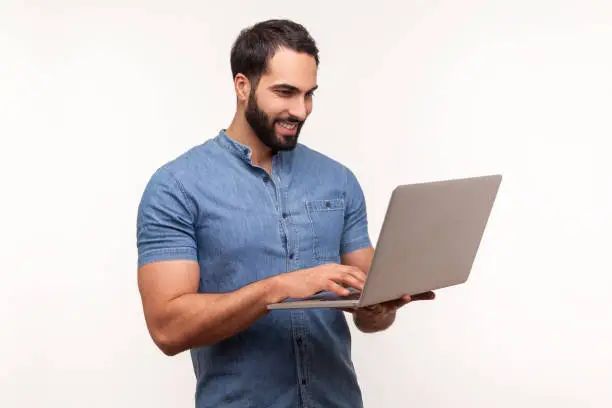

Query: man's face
left=244, top=47, right=318, bottom=152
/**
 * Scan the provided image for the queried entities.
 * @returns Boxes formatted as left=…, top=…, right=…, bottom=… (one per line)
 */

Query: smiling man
left=136, top=19, right=434, bottom=408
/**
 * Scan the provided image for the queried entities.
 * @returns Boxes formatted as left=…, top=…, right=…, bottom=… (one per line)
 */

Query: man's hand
left=270, top=263, right=366, bottom=302
left=345, top=291, right=436, bottom=333
left=137, top=261, right=365, bottom=356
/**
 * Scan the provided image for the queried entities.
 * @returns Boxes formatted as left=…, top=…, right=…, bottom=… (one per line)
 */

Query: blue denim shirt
left=136, top=130, right=372, bottom=408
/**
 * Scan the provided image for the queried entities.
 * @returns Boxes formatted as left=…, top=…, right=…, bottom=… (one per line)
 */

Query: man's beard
left=244, top=90, right=304, bottom=152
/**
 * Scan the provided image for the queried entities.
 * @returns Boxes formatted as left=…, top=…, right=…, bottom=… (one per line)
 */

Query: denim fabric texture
left=137, top=129, right=372, bottom=408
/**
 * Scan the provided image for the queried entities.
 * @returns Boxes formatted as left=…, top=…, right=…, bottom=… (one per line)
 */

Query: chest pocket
left=305, top=198, right=345, bottom=263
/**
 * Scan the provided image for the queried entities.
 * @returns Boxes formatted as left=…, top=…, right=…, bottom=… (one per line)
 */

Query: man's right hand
left=270, top=263, right=366, bottom=302
left=138, top=261, right=367, bottom=355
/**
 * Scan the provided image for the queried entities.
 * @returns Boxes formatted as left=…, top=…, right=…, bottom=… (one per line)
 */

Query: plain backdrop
left=1, top=1, right=611, bottom=407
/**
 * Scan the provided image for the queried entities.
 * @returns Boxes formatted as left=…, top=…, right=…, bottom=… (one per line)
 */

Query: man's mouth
left=277, top=120, right=299, bottom=130
left=275, top=119, right=301, bottom=137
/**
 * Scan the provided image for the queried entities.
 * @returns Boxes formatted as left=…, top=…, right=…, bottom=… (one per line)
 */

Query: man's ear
left=234, top=73, right=251, bottom=102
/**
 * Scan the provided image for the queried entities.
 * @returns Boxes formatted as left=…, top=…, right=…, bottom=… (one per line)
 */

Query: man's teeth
left=278, top=121, right=297, bottom=129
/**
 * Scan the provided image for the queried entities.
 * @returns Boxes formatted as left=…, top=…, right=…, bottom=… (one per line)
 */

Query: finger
left=338, top=265, right=367, bottom=283
left=337, top=274, right=365, bottom=291
left=383, top=297, right=411, bottom=310
left=367, top=303, right=384, bottom=314
left=410, top=291, right=436, bottom=301
left=347, top=269, right=367, bottom=286
left=356, top=303, right=382, bottom=314
left=326, top=266, right=365, bottom=289
left=385, top=292, right=435, bottom=309
left=324, top=280, right=352, bottom=296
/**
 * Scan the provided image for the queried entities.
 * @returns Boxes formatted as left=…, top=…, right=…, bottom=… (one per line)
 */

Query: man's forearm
left=151, top=277, right=286, bottom=355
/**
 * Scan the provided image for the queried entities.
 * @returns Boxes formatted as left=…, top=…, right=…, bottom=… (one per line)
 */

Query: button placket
left=274, top=155, right=298, bottom=268
left=291, top=313, right=310, bottom=396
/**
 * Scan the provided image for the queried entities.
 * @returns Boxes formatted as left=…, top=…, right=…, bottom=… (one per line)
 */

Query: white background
left=1, top=1, right=611, bottom=407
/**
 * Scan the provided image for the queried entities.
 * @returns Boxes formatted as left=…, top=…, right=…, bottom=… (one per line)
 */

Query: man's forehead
left=260, top=47, right=317, bottom=89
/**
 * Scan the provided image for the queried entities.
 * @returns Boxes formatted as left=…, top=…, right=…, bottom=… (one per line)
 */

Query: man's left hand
left=341, top=291, right=436, bottom=332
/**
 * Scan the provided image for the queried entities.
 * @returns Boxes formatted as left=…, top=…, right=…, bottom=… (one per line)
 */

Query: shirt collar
left=215, top=129, right=253, bottom=162
left=214, top=129, right=294, bottom=166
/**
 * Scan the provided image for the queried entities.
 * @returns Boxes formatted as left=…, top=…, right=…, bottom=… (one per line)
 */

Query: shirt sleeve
left=136, top=168, right=198, bottom=268
left=340, top=167, right=373, bottom=255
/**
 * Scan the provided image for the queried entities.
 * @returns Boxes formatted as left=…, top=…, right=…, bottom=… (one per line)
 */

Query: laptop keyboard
left=303, top=288, right=362, bottom=301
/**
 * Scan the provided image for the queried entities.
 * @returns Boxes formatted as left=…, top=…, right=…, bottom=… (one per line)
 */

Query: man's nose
left=288, top=98, right=308, bottom=121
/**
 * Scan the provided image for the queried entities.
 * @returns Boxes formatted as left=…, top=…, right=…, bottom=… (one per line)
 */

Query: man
left=136, top=19, right=434, bottom=408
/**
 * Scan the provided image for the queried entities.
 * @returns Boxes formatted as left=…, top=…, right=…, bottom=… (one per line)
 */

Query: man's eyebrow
left=270, top=83, right=319, bottom=93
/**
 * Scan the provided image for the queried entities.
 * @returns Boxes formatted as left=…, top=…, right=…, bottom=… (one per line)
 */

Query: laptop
left=266, top=174, right=503, bottom=310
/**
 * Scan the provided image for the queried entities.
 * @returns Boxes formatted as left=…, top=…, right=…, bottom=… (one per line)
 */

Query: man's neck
left=225, top=114, right=274, bottom=173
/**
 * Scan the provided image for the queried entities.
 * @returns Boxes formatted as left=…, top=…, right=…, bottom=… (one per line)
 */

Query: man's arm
left=135, top=167, right=368, bottom=355
left=341, top=246, right=398, bottom=333
left=138, top=260, right=281, bottom=356
left=341, top=247, right=436, bottom=333
left=338, top=166, right=398, bottom=332
left=138, top=260, right=367, bottom=356
left=135, top=169, right=290, bottom=355
left=339, top=167, right=434, bottom=333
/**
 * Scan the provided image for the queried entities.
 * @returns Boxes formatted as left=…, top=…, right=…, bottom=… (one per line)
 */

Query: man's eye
left=278, top=90, right=292, bottom=96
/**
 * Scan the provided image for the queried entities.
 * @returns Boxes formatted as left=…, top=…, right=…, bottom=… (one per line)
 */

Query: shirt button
left=301, top=379, right=307, bottom=385
left=282, top=212, right=288, bottom=218
left=289, top=252, right=294, bottom=260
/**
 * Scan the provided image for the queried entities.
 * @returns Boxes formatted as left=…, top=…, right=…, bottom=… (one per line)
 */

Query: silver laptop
left=266, top=174, right=503, bottom=310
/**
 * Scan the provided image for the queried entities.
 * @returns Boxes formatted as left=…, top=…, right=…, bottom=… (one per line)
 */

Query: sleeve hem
left=138, top=247, right=198, bottom=268
left=340, top=236, right=372, bottom=256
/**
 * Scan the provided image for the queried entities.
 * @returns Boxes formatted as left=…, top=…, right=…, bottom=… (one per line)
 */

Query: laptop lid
left=357, top=174, right=502, bottom=307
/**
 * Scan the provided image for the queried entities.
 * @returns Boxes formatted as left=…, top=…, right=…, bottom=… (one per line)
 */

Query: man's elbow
left=150, top=327, right=187, bottom=356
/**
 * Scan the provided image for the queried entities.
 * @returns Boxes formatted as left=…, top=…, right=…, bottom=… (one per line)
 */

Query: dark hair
left=230, top=19, right=319, bottom=87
